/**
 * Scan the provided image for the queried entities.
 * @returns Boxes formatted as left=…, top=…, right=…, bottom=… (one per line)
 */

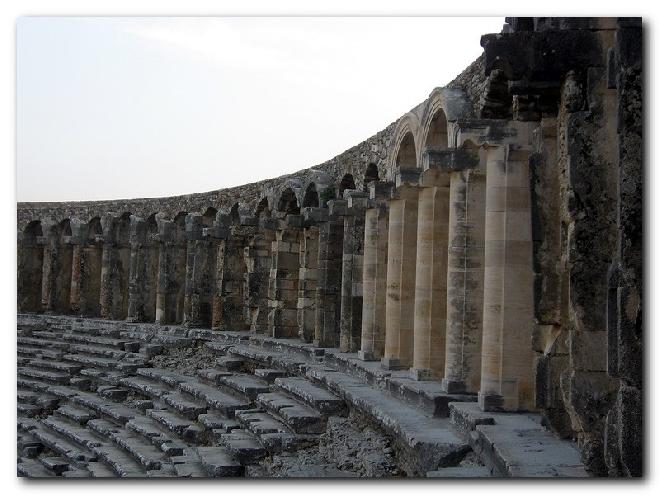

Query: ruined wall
left=16, top=17, right=643, bottom=478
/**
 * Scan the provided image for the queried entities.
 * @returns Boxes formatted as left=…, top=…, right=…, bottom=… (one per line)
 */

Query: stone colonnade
left=17, top=119, right=539, bottom=413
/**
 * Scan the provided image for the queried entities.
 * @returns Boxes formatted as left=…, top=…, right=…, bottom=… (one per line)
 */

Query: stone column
left=339, top=192, right=368, bottom=353
left=41, top=225, right=73, bottom=314
left=244, top=219, right=276, bottom=333
left=17, top=228, right=44, bottom=313
left=358, top=182, right=393, bottom=361
left=479, top=144, right=535, bottom=411
left=442, top=169, right=487, bottom=394
left=212, top=217, right=251, bottom=331
left=183, top=214, right=217, bottom=328
left=69, top=231, right=83, bottom=314
left=382, top=179, right=420, bottom=370
left=314, top=200, right=346, bottom=348
left=40, top=227, right=58, bottom=313
left=298, top=208, right=324, bottom=342
left=127, top=218, right=147, bottom=322
left=155, top=220, right=175, bottom=324
left=411, top=170, right=451, bottom=380
left=100, top=214, right=132, bottom=320
left=268, top=215, right=303, bottom=338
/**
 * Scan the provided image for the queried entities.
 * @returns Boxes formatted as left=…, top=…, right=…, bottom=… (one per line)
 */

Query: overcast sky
left=17, top=17, right=503, bottom=202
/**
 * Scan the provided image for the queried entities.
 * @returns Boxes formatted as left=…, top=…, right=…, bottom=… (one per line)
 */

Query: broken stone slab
left=219, top=374, right=271, bottom=399
left=42, top=416, right=105, bottom=450
left=385, top=375, right=477, bottom=417
left=17, top=457, right=55, bottom=478
left=274, top=377, right=345, bottom=415
left=98, top=386, right=130, bottom=401
left=216, top=428, right=267, bottom=464
left=255, top=391, right=325, bottom=434
left=254, top=368, right=288, bottom=383
left=196, top=368, right=233, bottom=385
left=196, top=446, right=244, bottom=477
left=18, top=367, right=70, bottom=385
left=215, top=356, right=245, bottom=372
left=198, top=412, right=241, bottom=433
left=161, top=392, right=207, bottom=419
left=177, top=381, right=251, bottom=417
left=54, top=404, right=96, bottom=425
left=71, top=392, right=137, bottom=424
left=68, top=343, right=128, bottom=359
left=28, top=359, right=83, bottom=375
left=235, top=409, right=291, bottom=435
left=136, top=367, right=193, bottom=387
left=146, top=409, right=203, bottom=442
left=120, top=375, right=172, bottom=398
left=39, top=455, right=70, bottom=475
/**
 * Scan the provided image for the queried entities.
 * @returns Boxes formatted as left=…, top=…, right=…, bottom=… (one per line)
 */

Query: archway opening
left=425, top=109, right=448, bottom=149
left=338, top=174, right=356, bottom=198
left=363, top=163, right=379, bottom=191
left=18, top=221, right=44, bottom=312
left=277, top=188, right=300, bottom=215
left=396, top=132, right=417, bottom=170
left=302, top=183, right=320, bottom=208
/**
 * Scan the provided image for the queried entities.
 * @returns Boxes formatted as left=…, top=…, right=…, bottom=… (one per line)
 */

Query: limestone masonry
left=17, top=17, right=643, bottom=478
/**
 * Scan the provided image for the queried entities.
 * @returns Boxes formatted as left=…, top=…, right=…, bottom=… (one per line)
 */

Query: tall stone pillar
left=339, top=192, right=368, bottom=353
left=382, top=176, right=420, bottom=369
left=41, top=223, right=73, bottom=314
left=411, top=170, right=451, bottom=380
left=183, top=213, right=217, bottom=328
left=359, top=181, right=393, bottom=361
left=100, top=214, right=132, bottom=320
left=155, top=220, right=175, bottom=324
left=268, top=214, right=303, bottom=338
left=314, top=200, right=346, bottom=348
left=479, top=144, right=535, bottom=411
left=443, top=168, right=487, bottom=393
left=127, top=217, right=159, bottom=322
left=298, top=208, right=324, bottom=342
left=69, top=230, right=83, bottom=314
left=212, top=217, right=251, bottom=331
left=244, top=218, right=276, bottom=333
left=17, top=226, right=45, bottom=313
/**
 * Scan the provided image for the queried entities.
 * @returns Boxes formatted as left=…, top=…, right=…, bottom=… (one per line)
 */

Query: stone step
left=136, top=367, right=193, bottom=387
left=17, top=403, right=44, bottom=417
left=41, top=415, right=105, bottom=451
left=17, top=376, right=50, bottom=392
left=79, top=368, right=126, bottom=387
left=254, top=368, right=288, bottom=383
left=385, top=375, right=477, bottom=417
left=18, top=346, right=64, bottom=360
left=203, top=340, right=235, bottom=355
left=162, top=392, right=208, bottom=419
left=17, top=336, right=70, bottom=350
left=88, top=418, right=169, bottom=471
left=274, top=377, right=345, bottom=415
left=171, top=454, right=207, bottom=478
left=305, top=366, right=470, bottom=475
left=178, top=381, right=251, bottom=417
left=17, top=457, right=56, bottom=477
left=219, top=374, right=271, bottom=399
left=235, top=409, right=290, bottom=435
left=17, top=432, right=44, bottom=458
left=17, top=389, right=59, bottom=407
left=196, top=368, right=233, bottom=385
left=39, top=455, right=71, bottom=475
left=120, top=375, right=173, bottom=398
left=18, top=367, right=70, bottom=385
left=147, top=409, right=204, bottom=442
left=64, top=353, right=142, bottom=372
left=216, top=428, right=267, bottom=464
left=68, top=343, right=128, bottom=359
left=198, top=412, right=241, bottom=433
left=70, top=392, right=138, bottom=424
left=228, top=344, right=307, bottom=373
left=216, top=356, right=245, bottom=371
left=28, top=359, right=83, bottom=375
left=26, top=420, right=98, bottom=464
left=126, top=416, right=181, bottom=449
left=92, top=443, right=147, bottom=477
left=98, top=386, right=130, bottom=401
left=86, top=460, right=117, bottom=478
left=61, top=333, right=130, bottom=349
left=255, top=391, right=325, bottom=434
left=196, top=446, right=244, bottom=477
left=54, top=404, right=96, bottom=425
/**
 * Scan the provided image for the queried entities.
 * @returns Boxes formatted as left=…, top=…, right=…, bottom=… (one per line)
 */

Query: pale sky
left=16, top=17, right=504, bottom=202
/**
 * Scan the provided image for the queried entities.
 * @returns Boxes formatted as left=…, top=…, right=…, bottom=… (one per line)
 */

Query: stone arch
left=388, top=114, right=421, bottom=178
left=363, top=163, right=379, bottom=191
left=202, top=207, right=217, bottom=226
left=423, top=107, right=448, bottom=150
left=277, top=187, right=300, bottom=215
left=338, top=173, right=356, bottom=199
left=18, top=220, right=44, bottom=312
left=302, top=183, right=320, bottom=208
left=230, top=203, right=240, bottom=224
left=255, top=197, right=270, bottom=218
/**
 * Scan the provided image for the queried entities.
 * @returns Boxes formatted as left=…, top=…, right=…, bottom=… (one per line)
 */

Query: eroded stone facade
left=17, top=17, right=643, bottom=477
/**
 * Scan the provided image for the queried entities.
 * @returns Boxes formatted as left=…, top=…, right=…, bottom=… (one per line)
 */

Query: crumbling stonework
left=17, top=17, right=643, bottom=478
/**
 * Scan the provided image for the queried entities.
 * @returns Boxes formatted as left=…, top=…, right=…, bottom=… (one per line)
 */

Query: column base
left=409, top=368, right=435, bottom=381
left=478, top=392, right=505, bottom=412
left=441, top=378, right=467, bottom=394
left=358, top=350, right=380, bottom=361
left=381, top=357, right=406, bottom=370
